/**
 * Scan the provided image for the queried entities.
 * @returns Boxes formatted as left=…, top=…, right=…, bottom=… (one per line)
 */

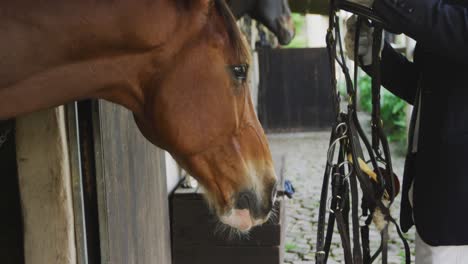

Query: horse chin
left=277, top=29, right=294, bottom=45
left=276, top=17, right=295, bottom=45
left=220, top=209, right=259, bottom=232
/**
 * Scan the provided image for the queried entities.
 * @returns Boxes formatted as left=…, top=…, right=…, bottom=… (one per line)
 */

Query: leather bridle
left=315, top=1, right=411, bottom=264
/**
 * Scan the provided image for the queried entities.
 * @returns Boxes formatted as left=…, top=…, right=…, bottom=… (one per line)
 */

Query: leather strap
left=315, top=1, right=411, bottom=263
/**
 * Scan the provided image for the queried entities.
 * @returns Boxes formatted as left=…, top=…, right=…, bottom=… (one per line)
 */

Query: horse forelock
left=174, top=0, right=250, bottom=64
left=212, top=0, right=251, bottom=64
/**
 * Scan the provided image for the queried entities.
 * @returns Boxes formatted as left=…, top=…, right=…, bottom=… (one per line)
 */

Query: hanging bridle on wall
left=315, top=1, right=411, bottom=264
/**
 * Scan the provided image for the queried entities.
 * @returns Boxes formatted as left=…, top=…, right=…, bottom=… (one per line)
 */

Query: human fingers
left=345, top=33, right=356, bottom=60
left=345, top=15, right=358, bottom=34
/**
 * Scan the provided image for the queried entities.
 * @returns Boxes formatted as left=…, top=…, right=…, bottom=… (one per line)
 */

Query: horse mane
left=176, top=0, right=250, bottom=63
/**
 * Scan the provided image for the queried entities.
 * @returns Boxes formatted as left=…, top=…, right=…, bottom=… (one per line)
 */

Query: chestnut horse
left=227, top=0, right=295, bottom=45
left=0, top=0, right=277, bottom=232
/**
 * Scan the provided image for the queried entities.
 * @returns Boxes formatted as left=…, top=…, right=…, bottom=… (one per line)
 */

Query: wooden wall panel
left=171, top=158, right=287, bottom=264
left=93, top=101, right=171, bottom=264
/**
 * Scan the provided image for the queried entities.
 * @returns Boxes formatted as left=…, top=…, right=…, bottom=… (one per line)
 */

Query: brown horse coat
left=1, top=0, right=277, bottom=233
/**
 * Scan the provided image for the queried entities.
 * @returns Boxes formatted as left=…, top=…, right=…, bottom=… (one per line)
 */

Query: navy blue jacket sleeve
left=373, top=0, right=468, bottom=64
left=363, top=42, right=419, bottom=104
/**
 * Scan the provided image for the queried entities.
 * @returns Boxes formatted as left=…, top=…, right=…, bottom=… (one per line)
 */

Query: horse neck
left=0, top=1, right=190, bottom=119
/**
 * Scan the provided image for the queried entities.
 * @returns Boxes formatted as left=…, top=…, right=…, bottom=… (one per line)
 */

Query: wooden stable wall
left=92, top=100, right=172, bottom=264
left=10, top=102, right=172, bottom=264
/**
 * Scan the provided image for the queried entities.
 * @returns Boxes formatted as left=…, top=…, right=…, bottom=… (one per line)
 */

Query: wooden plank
left=173, top=246, right=281, bottom=264
left=16, top=107, right=77, bottom=264
left=93, top=100, right=171, bottom=264
left=273, top=155, right=287, bottom=263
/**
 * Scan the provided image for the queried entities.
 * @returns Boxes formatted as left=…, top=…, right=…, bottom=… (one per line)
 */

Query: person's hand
left=344, top=15, right=383, bottom=66
left=346, top=0, right=374, bottom=8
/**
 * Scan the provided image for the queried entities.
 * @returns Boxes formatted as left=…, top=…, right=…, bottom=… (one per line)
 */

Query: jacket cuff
left=361, top=42, right=392, bottom=76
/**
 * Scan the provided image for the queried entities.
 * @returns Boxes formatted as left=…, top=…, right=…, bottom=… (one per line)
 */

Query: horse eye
left=230, top=64, right=249, bottom=83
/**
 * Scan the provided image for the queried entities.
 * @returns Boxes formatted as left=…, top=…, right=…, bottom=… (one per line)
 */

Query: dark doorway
left=257, top=48, right=334, bottom=132
left=0, top=121, right=25, bottom=264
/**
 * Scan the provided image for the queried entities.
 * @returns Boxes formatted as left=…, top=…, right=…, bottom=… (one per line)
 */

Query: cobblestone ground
left=268, top=130, right=416, bottom=264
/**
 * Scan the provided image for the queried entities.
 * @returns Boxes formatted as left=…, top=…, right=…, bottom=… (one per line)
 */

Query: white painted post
left=166, top=152, right=181, bottom=194
left=305, top=15, right=328, bottom=48
left=16, top=107, right=77, bottom=264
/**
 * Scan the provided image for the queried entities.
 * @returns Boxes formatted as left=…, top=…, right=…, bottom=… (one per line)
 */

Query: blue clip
left=284, top=180, right=295, bottom=199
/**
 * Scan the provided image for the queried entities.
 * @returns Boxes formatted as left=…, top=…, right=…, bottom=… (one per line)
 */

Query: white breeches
left=415, top=232, right=468, bottom=264
left=410, top=183, right=468, bottom=264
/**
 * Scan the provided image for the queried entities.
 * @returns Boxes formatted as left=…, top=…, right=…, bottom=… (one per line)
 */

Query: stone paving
left=267, top=130, right=416, bottom=264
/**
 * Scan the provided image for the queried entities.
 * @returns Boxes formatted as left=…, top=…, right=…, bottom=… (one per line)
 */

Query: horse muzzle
left=220, top=183, right=277, bottom=232
left=276, top=15, right=295, bottom=45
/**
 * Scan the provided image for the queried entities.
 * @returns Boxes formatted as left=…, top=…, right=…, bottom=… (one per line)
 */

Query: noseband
left=315, top=1, right=410, bottom=264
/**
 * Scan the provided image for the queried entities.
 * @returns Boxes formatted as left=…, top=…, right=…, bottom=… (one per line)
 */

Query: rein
left=315, top=2, right=411, bottom=264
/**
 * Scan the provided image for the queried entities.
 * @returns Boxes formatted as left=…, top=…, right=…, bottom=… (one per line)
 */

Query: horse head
left=228, top=0, right=295, bottom=45
left=0, top=0, right=277, bottom=233
left=135, top=0, right=278, bottom=232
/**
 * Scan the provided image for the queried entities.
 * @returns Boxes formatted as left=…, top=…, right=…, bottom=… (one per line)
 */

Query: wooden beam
left=289, top=0, right=329, bottom=15
left=16, top=107, right=77, bottom=264
left=93, top=101, right=172, bottom=264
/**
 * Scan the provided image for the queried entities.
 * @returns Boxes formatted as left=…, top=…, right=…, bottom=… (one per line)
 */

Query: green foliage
left=358, top=75, right=407, bottom=148
left=358, top=75, right=372, bottom=113
left=284, top=13, right=307, bottom=48
left=291, top=13, right=306, bottom=32
left=285, top=243, right=297, bottom=251
left=338, top=79, right=347, bottom=98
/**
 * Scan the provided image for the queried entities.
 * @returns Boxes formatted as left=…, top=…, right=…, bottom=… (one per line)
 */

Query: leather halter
left=315, top=1, right=410, bottom=264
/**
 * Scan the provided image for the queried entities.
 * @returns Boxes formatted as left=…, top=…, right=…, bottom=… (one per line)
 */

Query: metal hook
left=335, top=122, right=348, bottom=136
left=337, top=161, right=354, bottom=181
left=327, top=135, right=348, bottom=166
left=327, top=196, right=335, bottom=214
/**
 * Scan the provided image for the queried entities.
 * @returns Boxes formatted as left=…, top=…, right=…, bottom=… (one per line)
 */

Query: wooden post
left=92, top=101, right=172, bottom=264
left=16, top=107, right=77, bottom=264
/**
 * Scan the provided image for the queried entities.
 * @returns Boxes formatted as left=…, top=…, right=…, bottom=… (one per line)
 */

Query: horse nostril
left=235, top=191, right=254, bottom=211
left=235, top=188, right=276, bottom=219
left=236, top=191, right=257, bottom=211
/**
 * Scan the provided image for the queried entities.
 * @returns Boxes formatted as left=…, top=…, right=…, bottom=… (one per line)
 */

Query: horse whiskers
left=213, top=221, right=252, bottom=241
left=213, top=221, right=228, bottom=236
left=268, top=206, right=280, bottom=223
